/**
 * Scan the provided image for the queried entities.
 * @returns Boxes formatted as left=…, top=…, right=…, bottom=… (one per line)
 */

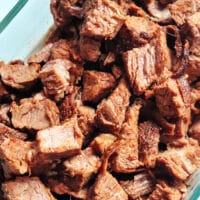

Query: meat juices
left=0, top=0, right=200, bottom=199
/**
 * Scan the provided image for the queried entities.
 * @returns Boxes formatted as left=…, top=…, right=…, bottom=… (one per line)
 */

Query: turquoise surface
left=0, top=0, right=53, bottom=63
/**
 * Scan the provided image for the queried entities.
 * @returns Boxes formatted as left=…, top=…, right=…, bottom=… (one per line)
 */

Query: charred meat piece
left=62, top=147, right=101, bottom=191
left=120, top=172, right=155, bottom=199
left=36, top=116, right=83, bottom=159
left=123, top=29, right=171, bottom=95
left=0, top=63, right=40, bottom=90
left=39, top=59, right=72, bottom=101
left=82, top=70, right=116, bottom=103
left=11, top=96, right=60, bottom=131
left=117, top=16, right=158, bottom=50
left=28, top=43, right=53, bottom=64
left=0, top=138, right=35, bottom=178
left=168, top=0, right=200, bottom=26
left=80, top=0, right=125, bottom=39
left=77, top=105, right=96, bottom=136
left=111, top=101, right=143, bottom=173
left=2, top=177, right=56, bottom=200
left=95, top=78, right=131, bottom=134
left=79, top=36, right=101, bottom=62
left=88, top=172, right=128, bottom=200
left=147, top=181, right=184, bottom=200
left=90, top=133, right=117, bottom=155
left=138, top=121, right=160, bottom=168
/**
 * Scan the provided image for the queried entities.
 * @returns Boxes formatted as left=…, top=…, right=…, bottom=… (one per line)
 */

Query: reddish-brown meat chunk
left=51, top=0, right=83, bottom=28
left=36, top=116, right=83, bottom=159
left=111, top=101, right=143, bottom=173
left=80, top=0, right=125, bottom=39
left=62, top=147, right=101, bottom=191
left=138, top=121, right=160, bottom=168
left=96, top=78, right=131, bottom=134
left=50, top=39, right=83, bottom=63
left=123, top=29, right=171, bottom=95
left=155, top=77, right=191, bottom=138
left=0, top=81, right=10, bottom=101
left=120, top=172, right=155, bottom=199
left=11, top=97, right=60, bottom=131
left=0, top=63, right=40, bottom=90
left=0, top=138, right=35, bottom=178
left=2, top=177, right=56, bottom=200
left=82, top=70, right=116, bottom=103
left=118, top=16, right=158, bottom=50
left=28, top=43, right=53, bottom=64
left=79, top=36, right=101, bottom=62
left=0, top=123, right=27, bottom=143
left=39, top=59, right=72, bottom=101
left=90, top=133, right=117, bottom=155
left=187, top=55, right=200, bottom=82
left=156, top=140, right=199, bottom=180
left=168, top=0, right=200, bottom=26
left=48, top=178, right=88, bottom=199
left=147, top=181, right=184, bottom=200
left=77, top=105, right=96, bottom=136
left=88, top=172, right=128, bottom=200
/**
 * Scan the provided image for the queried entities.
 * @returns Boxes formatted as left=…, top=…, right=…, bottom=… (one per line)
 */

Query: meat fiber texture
left=0, top=0, right=200, bottom=199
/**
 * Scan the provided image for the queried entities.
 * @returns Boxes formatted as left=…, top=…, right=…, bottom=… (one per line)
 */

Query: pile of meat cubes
left=0, top=0, right=200, bottom=199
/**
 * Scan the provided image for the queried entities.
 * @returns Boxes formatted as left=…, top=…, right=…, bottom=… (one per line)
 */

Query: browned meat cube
left=123, top=29, right=171, bottom=95
left=120, top=172, right=155, bottom=199
left=155, top=77, right=191, bottom=138
left=79, top=36, right=101, bottom=62
left=88, top=172, right=128, bottom=200
left=96, top=78, right=131, bottom=134
left=90, top=133, right=117, bottom=155
left=187, top=55, right=200, bottom=82
left=168, top=0, right=200, bottom=26
left=189, top=117, right=200, bottom=144
left=11, top=97, right=60, bottom=131
left=2, top=177, right=56, bottom=200
left=111, top=102, right=143, bottom=173
left=28, top=43, right=53, bottom=64
left=156, top=141, right=199, bottom=180
left=50, top=39, right=83, bottom=63
left=48, top=178, right=88, bottom=199
left=111, top=139, right=142, bottom=173
left=0, top=123, right=27, bottom=143
left=77, top=105, right=96, bottom=136
left=39, top=59, right=73, bottom=101
left=80, top=0, right=125, bottom=39
left=118, top=16, right=158, bottom=49
left=185, top=12, right=200, bottom=56
left=0, top=63, right=40, bottom=90
left=36, top=116, right=83, bottom=159
left=138, top=121, right=160, bottom=168
left=51, top=0, right=83, bottom=28
left=0, top=138, right=35, bottom=178
left=82, top=70, right=116, bottom=103
left=62, top=147, right=101, bottom=191
left=147, top=181, right=184, bottom=200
